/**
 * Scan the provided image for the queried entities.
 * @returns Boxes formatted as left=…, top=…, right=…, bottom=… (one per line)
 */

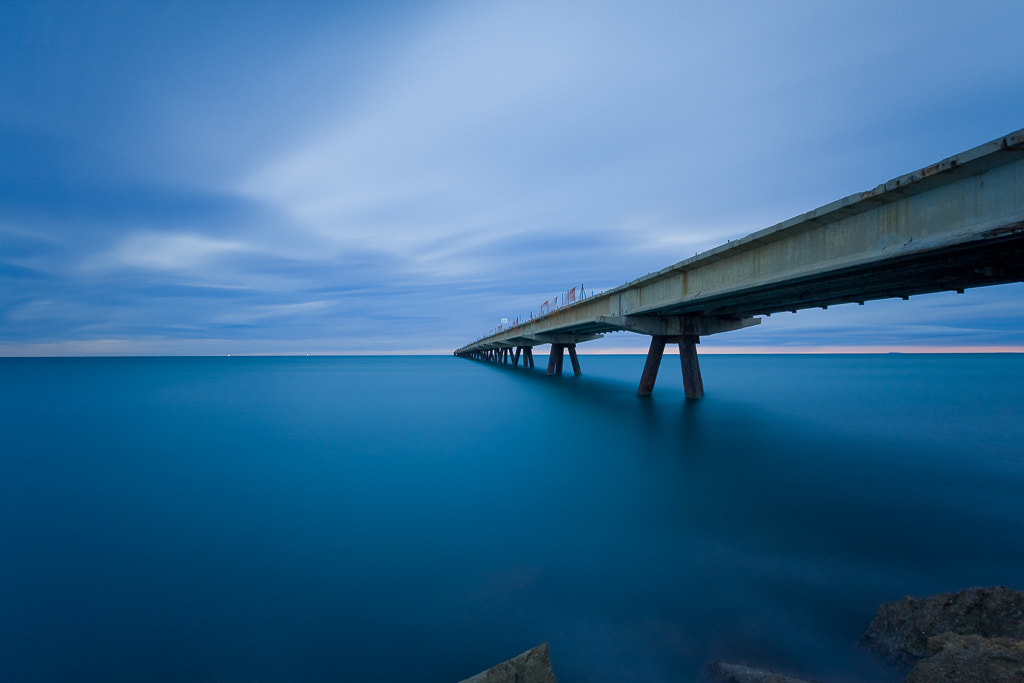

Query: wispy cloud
left=1, top=1, right=1022, bottom=354
left=98, top=232, right=251, bottom=272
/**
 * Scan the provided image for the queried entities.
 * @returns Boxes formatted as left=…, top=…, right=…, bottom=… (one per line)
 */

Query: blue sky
left=2, top=0, right=1022, bottom=355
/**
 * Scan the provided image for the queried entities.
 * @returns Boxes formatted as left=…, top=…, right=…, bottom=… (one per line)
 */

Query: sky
left=2, top=0, right=1023, bottom=356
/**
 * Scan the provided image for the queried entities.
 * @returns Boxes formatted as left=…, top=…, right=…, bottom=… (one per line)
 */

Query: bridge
left=455, top=128, right=1024, bottom=398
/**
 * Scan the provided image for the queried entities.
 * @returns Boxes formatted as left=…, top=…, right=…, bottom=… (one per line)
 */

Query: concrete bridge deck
left=455, top=129, right=1024, bottom=398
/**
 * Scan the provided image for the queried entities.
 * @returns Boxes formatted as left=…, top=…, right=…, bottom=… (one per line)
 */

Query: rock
left=458, top=643, right=557, bottom=683
left=704, top=661, right=819, bottom=683
left=904, top=632, right=1024, bottom=683
left=861, top=586, right=1024, bottom=663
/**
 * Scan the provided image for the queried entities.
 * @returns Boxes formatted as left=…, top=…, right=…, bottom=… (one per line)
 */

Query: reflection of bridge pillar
left=637, top=335, right=704, bottom=399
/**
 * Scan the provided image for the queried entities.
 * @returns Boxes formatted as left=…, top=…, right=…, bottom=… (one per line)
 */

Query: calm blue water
left=2, top=354, right=1023, bottom=682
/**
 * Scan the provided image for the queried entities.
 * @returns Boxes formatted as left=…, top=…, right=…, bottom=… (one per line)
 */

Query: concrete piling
left=456, top=129, right=1024, bottom=400
left=637, top=336, right=668, bottom=396
left=546, top=344, right=563, bottom=375
left=567, top=344, right=582, bottom=376
left=638, top=335, right=703, bottom=398
left=679, top=335, right=704, bottom=400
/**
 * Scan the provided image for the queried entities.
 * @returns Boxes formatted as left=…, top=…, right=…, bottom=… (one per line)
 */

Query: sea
left=2, top=354, right=1022, bottom=682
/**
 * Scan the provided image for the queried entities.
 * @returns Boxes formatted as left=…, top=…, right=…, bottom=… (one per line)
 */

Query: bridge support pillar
left=546, top=344, right=560, bottom=374
left=679, top=335, right=704, bottom=400
left=637, top=335, right=704, bottom=399
left=567, top=344, right=582, bottom=376
left=512, top=346, right=521, bottom=368
left=547, top=344, right=566, bottom=375
left=638, top=336, right=667, bottom=396
left=524, top=347, right=534, bottom=368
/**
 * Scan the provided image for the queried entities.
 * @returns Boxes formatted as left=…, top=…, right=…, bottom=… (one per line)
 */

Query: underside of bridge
left=455, top=129, right=1024, bottom=399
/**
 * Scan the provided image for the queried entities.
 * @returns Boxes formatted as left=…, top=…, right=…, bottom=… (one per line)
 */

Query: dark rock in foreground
left=458, top=643, right=556, bottom=683
left=705, top=660, right=819, bottom=683
left=460, top=587, right=1024, bottom=682
left=861, top=586, right=1024, bottom=663
left=904, top=632, right=1024, bottom=683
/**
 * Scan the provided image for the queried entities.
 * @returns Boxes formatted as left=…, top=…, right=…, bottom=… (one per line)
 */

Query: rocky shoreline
left=711, top=585, right=1024, bottom=682
left=460, top=586, right=1024, bottom=682
left=458, top=643, right=557, bottom=683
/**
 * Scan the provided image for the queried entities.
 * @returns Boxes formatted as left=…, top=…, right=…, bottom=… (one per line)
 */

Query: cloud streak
left=1, top=0, right=1022, bottom=354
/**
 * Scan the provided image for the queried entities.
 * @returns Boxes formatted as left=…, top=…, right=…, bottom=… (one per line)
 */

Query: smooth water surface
left=2, top=354, right=1023, bottom=682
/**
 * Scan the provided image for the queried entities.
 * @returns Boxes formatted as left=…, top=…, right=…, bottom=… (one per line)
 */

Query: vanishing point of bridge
left=455, top=129, right=1024, bottom=399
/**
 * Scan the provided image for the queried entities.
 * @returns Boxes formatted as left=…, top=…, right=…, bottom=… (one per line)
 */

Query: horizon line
left=2, top=345, right=1023, bottom=358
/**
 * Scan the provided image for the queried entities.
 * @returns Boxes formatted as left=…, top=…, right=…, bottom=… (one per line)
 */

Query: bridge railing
left=483, top=284, right=599, bottom=339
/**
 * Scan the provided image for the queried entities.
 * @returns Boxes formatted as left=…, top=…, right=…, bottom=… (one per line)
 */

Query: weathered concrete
left=679, top=334, right=704, bottom=400
left=637, top=335, right=668, bottom=396
left=567, top=344, right=582, bottom=376
left=456, top=128, right=1024, bottom=397
left=546, top=344, right=566, bottom=375
left=458, top=643, right=557, bottom=683
left=635, top=335, right=704, bottom=397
